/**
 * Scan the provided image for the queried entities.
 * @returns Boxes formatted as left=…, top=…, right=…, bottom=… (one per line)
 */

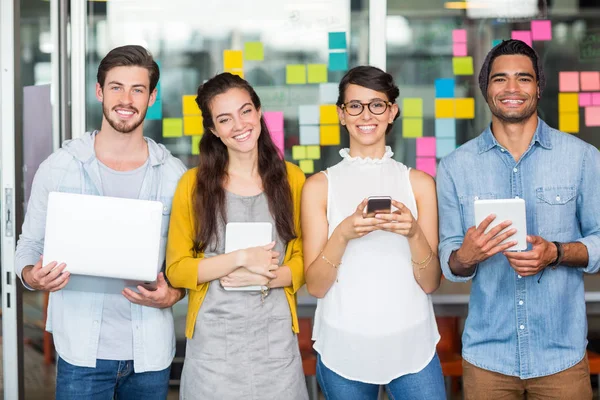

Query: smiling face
left=209, top=87, right=262, bottom=155
left=96, top=66, right=156, bottom=134
left=337, top=84, right=398, bottom=148
left=487, top=55, right=539, bottom=124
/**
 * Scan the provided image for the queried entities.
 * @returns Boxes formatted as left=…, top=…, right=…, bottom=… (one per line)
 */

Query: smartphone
left=365, top=196, right=392, bottom=218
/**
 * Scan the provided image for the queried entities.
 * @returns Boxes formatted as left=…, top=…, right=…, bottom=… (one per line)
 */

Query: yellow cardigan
left=166, top=162, right=306, bottom=338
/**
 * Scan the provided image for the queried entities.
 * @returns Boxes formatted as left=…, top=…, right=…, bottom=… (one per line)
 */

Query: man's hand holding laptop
left=122, top=272, right=185, bottom=309
left=22, top=256, right=70, bottom=292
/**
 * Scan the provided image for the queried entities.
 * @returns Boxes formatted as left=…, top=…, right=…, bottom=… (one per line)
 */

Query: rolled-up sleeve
left=576, top=146, right=600, bottom=274
left=437, top=157, right=476, bottom=282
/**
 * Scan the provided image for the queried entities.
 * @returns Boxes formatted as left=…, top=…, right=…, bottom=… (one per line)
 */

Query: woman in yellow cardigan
left=166, top=72, right=308, bottom=399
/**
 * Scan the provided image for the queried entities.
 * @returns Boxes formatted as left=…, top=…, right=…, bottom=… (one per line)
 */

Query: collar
left=477, top=117, right=553, bottom=154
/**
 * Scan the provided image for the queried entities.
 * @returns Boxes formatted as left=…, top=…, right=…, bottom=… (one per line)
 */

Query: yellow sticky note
left=292, top=145, right=307, bottom=160
left=402, top=118, right=423, bottom=138
left=559, top=113, right=579, bottom=133
left=320, top=125, right=340, bottom=145
left=244, top=42, right=264, bottom=61
left=403, top=98, right=423, bottom=118
left=308, top=64, right=328, bottom=84
left=226, top=69, right=245, bottom=79
left=455, top=98, right=475, bottom=119
left=163, top=118, right=183, bottom=138
left=224, top=50, right=243, bottom=70
left=435, top=99, right=455, bottom=118
left=191, top=135, right=202, bottom=155
left=306, top=145, right=321, bottom=160
left=182, top=95, right=200, bottom=115
left=320, top=105, right=338, bottom=124
left=299, top=160, right=314, bottom=174
left=286, top=65, right=306, bottom=84
left=453, top=56, right=474, bottom=75
left=184, top=115, right=204, bottom=136
left=558, top=93, right=579, bottom=113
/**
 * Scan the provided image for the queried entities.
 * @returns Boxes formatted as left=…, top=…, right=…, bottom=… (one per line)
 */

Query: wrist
left=547, top=241, right=563, bottom=268
left=22, top=266, right=33, bottom=287
left=332, top=226, right=349, bottom=244
left=236, top=249, right=247, bottom=267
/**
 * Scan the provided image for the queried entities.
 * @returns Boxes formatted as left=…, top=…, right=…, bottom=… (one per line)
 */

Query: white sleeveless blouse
left=312, top=147, right=440, bottom=384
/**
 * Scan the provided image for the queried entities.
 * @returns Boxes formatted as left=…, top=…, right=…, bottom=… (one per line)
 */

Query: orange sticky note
left=182, top=95, right=200, bottom=115
left=559, top=113, right=579, bottom=133
left=558, top=93, right=579, bottom=113
left=435, top=99, right=455, bottom=118
left=320, top=125, right=340, bottom=145
left=455, top=98, right=475, bottom=119
left=320, top=105, right=339, bottom=124
left=224, top=50, right=243, bottom=70
left=184, top=115, right=204, bottom=136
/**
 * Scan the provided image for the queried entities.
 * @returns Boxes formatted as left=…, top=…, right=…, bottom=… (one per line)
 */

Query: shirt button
left=520, top=325, right=525, bottom=330
left=519, top=300, right=524, bottom=305
left=555, top=195, right=560, bottom=201
left=501, top=148, right=505, bottom=152
left=474, top=196, right=479, bottom=201
left=513, top=168, right=518, bottom=173
left=163, top=206, right=168, bottom=212
left=515, top=195, right=520, bottom=199
left=518, top=275, right=522, bottom=279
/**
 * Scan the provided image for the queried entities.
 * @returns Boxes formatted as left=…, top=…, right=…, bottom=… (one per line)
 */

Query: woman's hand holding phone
left=336, top=199, right=381, bottom=242
left=239, top=241, right=279, bottom=278
left=375, top=200, right=420, bottom=238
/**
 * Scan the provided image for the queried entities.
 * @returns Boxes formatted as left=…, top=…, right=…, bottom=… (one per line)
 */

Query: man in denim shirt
left=438, top=39, right=599, bottom=399
left=15, top=46, right=186, bottom=399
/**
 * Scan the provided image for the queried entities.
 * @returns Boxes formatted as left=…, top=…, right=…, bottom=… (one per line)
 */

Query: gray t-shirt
left=96, top=159, right=149, bottom=360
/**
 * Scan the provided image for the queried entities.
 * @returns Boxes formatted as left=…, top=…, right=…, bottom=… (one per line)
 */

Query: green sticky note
left=163, top=118, right=183, bottom=138
left=306, top=145, right=321, bottom=160
left=307, top=64, right=328, bottom=84
left=191, top=135, right=202, bottom=155
left=299, top=159, right=315, bottom=174
left=292, top=145, right=307, bottom=160
left=244, top=42, right=264, bottom=61
left=402, top=118, right=423, bottom=138
left=403, top=98, right=423, bottom=118
left=453, top=57, right=474, bottom=76
left=286, top=65, right=306, bottom=84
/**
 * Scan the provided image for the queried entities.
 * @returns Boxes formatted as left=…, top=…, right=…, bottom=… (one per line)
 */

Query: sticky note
left=581, top=72, right=600, bottom=92
left=452, top=57, right=473, bottom=76
left=593, top=93, right=600, bottom=106
left=531, top=20, right=552, bottom=41
left=402, top=118, right=423, bottom=138
left=329, top=52, right=348, bottom=72
left=299, top=105, right=320, bottom=125
left=455, top=98, right=475, bottom=119
left=329, top=32, right=347, bottom=50
left=146, top=101, right=162, bottom=120
left=558, top=93, right=579, bottom=113
left=182, top=95, right=200, bottom=115
left=300, top=125, right=320, bottom=145
left=435, top=99, right=455, bottom=118
left=306, top=145, right=321, bottom=160
left=452, top=29, right=467, bottom=43
left=416, top=157, right=436, bottom=177
left=403, top=98, right=423, bottom=118
left=492, top=39, right=502, bottom=47
left=308, top=64, right=328, bottom=84
left=184, top=116, right=204, bottom=135
left=286, top=65, right=306, bottom=84
left=436, top=138, right=456, bottom=158
left=299, top=159, right=315, bottom=174
left=163, top=118, right=183, bottom=138
left=320, top=105, right=339, bottom=124
left=585, top=107, right=600, bottom=127
left=559, top=72, right=580, bottom=92
left=559, top=113, right=579, bottom=133
left=416, top=137, right=436, bottom=157
left=270, top=130, right=284, bottom=156
left=320, top=125, right=340, bottom=145
left=319, top=83, right=338, bottom=104
left=263, top=111, right=284, bottom=132
left=453, top=43, right=468, bottom=57
left=223, top=50, right=243, bottom=70
left=244, top=42, right=264, bottom=61
left=580, top=93, right=593, bottom=107
left=435, top=78, right=455, bottom=98
left=435, top=118, right=456, bottom=138
left=511, top=31, right=532, bottom=47
left=292, top=145, right=307, bottom=160
left=191, top=135, right=201, bottom=155
left=226, top=70, right=245, bottom=79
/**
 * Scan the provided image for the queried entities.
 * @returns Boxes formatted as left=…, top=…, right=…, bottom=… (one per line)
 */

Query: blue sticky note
left=329, top=32, right=347, bottom=50
left=329, top=52, right=348, bottom=72
left=436, top=138, right=456, bottom=158
left=435, top=118, right=456, bottom=138
left=146, top=100, right=162, bottom=120
left=319, top=83, right=338, bottom=104
left=299, top=125, right=320, bottom=145
left=492, top=39, right=503, bottom=47
left=435, top=78, right=455, bottom=98
left=299, top=105, right=320, bottom=125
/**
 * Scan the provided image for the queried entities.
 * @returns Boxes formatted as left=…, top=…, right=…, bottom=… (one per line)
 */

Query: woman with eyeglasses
left=301, top=66, right=445, bottom=399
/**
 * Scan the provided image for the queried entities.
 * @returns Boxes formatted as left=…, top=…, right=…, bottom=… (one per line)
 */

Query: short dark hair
left=97, top=45, right=160, bottom=92
left=478, top=39, right=546, bottom=100
left=336, top=66, right=400, bottom=134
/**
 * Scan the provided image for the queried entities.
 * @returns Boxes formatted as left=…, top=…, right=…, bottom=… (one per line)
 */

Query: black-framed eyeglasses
left=340, top=100, right=392, bottom=116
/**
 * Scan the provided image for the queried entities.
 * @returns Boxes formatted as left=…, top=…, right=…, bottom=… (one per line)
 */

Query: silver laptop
left=42, top=192, right=164, bottom=293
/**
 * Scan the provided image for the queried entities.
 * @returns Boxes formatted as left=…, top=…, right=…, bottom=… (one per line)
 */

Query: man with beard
left=15, top=45, right=186, bottom=399
left=437, top=39, right=599, bottom=399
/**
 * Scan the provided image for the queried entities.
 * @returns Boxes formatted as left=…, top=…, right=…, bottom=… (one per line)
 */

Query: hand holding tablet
left=474, top=199, right=527, bottom=251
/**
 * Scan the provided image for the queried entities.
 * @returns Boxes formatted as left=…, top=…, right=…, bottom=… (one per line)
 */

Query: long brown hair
left=193, top=73, right=295, bottom=253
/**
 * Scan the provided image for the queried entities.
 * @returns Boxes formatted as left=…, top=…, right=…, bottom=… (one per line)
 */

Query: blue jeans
left=56, top=357, right=170, bottom=400
left=316, top=353, right=446, bottom=400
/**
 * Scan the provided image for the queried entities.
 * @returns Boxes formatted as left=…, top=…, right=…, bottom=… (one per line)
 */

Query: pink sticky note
left=416, top=137, right=436, bottom=157
left=580, top=93, right=592, bottom=107
left=585, top=107, right=600, bottom=127
left=453, top=42, right=468, bottom=57
left=531, top=20, right=552, bottom=41
left=269, top=130, right=284, bottom=158
left=581, top=72, right=600, bottom=92
left=263, top=111, right=284, bottom=132
left=593, top=93, right=600, bottom=106
left=452, top=29, right=467, bottom=43
left=416, top=157, right=437, bottom=177
left=511, top=31, right=532, bottom=48
left=559, top=72, right=580, bottom=92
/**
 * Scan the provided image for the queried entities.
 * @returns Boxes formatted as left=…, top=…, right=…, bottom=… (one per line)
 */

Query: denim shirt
left=15, top=131, right=186, bottom=372
left=437, top=118, right=600, bottom=379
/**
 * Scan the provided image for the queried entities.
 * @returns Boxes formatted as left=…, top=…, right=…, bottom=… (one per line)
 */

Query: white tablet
left=473, top=198, right=527, bottom=251
left=224, top=222, right=272, bottom=291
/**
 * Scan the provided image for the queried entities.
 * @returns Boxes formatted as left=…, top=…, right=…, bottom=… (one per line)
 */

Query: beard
left=488, top=97, right=538, bottom=124
left=102, top=102, right=147, bottom=134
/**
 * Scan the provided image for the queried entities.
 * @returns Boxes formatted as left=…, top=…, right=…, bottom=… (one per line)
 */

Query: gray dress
left=180, top=192, right=308, bottom=400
